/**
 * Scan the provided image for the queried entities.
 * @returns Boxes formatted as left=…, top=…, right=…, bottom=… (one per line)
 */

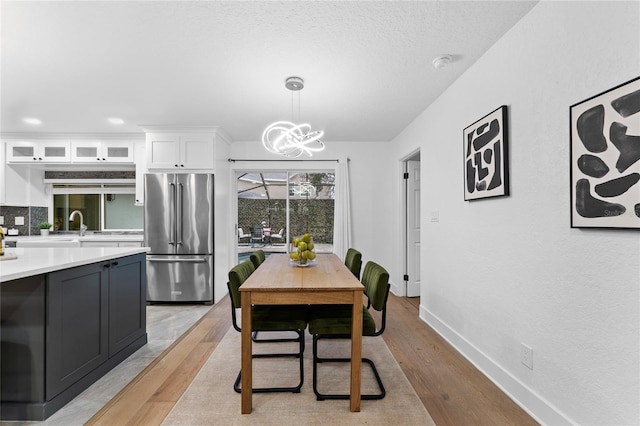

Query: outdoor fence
left=238, top=198, right=334, bottom=243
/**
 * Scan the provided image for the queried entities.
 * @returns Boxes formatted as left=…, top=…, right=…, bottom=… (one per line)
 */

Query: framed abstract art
left=464, top=105, right=509, bottom=201
left=570, top=76, right=640, bottom=229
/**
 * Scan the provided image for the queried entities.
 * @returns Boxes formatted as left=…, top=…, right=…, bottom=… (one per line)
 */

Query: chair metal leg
left=312, top=334, right=386, bottom=401
left=252, top=330, right=302, bottom=344
left=234, top=329, right=305, bottom=394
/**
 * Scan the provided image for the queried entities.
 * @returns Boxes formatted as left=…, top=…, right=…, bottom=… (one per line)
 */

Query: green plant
left=39, top=221, right=52, bottom=229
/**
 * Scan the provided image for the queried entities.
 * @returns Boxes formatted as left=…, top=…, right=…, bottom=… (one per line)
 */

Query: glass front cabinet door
left=71, top=141, right=134, bottom=163
left=6, top=141, right=71, bottom=163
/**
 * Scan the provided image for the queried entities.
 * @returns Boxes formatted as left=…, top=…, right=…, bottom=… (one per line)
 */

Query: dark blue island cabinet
left=0, top=253, right=147, bottom=421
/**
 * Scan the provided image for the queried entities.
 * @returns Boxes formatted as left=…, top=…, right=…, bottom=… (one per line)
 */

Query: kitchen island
left=0, top=247, right=148, bottom=421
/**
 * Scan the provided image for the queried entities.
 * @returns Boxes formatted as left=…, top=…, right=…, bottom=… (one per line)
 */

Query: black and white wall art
left=464, top=105, right=509, bottom=201
left=570, top=76, right=640, bottom=229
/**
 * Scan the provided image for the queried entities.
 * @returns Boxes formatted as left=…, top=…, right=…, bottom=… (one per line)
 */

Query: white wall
left=391, top=1, right=639, bottom=424
left=213, top=136, right=231, bottom=304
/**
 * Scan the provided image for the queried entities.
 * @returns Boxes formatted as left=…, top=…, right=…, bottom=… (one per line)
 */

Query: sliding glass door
left=236, top=170, right=335, bottom=260
left=287, top=172, right=335, bottom=250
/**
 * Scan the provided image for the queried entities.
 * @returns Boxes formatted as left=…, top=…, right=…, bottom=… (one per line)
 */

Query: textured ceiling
left=1, top=1, right=538, bottom=142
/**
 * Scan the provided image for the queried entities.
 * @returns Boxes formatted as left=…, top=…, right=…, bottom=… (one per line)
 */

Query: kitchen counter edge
left=0, top=247, right=149, bottom=282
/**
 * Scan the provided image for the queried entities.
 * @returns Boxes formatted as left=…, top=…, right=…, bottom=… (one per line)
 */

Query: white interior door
left=406, top=160, right=421, bottom=297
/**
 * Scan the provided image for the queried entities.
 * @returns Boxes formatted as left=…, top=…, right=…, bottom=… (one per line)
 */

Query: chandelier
left=262, top=77, right=325, bottom=158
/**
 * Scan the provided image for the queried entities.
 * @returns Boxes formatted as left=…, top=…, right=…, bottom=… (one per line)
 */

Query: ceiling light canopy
left=285, top=76, right=304, bottom=91
left=262, top=77, right=325, bottom=158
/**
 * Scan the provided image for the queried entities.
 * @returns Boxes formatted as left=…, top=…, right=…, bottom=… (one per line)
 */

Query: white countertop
left=0, top=247, right=149, bottom=282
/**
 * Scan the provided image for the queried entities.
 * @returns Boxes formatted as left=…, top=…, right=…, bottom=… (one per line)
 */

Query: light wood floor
left=87, top=294, right=538, bottom=425
left=382, top=296, right=537, bottom=425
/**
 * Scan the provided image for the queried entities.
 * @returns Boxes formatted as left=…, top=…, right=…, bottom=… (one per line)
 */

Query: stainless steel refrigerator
left=144, top=173, right=213, bottom=303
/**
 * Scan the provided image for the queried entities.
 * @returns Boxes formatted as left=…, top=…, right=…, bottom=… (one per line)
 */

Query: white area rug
left=163, top=329, right=435, bottom=425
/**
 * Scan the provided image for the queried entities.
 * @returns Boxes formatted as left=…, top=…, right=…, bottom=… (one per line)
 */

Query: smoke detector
left=432, top=55, right=452, bottom=69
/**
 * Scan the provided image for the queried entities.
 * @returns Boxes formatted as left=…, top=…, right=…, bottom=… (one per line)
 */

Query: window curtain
left=333, top=157, right=351, bottom=259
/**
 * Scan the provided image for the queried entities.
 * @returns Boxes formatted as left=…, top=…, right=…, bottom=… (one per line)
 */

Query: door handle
left=148, top=258, right=206, bottom=263
left=169, top=182, right=177, bottom=245
left=177, top=183, right=183, bottom=245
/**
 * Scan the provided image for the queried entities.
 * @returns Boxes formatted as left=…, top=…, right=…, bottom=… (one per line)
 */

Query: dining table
left=240, top=253, right=364, bottom=413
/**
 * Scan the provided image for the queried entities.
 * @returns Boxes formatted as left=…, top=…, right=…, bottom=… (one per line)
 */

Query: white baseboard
left=419, top=304, right=572, bottom=426
left=389, top=280, right=404, bottom=297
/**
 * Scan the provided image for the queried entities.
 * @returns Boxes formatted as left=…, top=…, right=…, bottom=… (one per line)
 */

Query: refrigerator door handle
left=177, top=182, right=184, bottom=245
left=148, top=258, right=207, bottom=263
left=169, top=182, right=177, bottom=245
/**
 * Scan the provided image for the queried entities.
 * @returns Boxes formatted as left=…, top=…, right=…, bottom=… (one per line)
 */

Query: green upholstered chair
left=308, top=260, right=390, bottom=400
left=248, top=249, right=280, bottom=343
left=227, top=260, right=308, bottom=393
left=344, top=248, right=363, bottom=279
left=249, top=249, right=266, bottom=269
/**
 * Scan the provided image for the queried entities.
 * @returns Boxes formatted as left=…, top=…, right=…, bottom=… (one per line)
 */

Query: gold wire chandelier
left=261, top=77, right=325, bottom=158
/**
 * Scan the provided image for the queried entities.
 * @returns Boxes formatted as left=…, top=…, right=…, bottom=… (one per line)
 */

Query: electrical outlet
left=521, top=343, right=533, bottom=369
left=15, top=216, right=24, bottom=226
left=430, top=211, right=440, bottom=222
left=0, top=216, right=4, bottom=225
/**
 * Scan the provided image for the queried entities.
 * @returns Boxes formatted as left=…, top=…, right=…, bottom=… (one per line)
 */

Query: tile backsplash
left=0, top=205, right=48, bottom=236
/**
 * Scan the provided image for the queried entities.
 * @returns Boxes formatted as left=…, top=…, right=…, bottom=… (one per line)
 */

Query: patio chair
left=250, top=226, right=265, bottom=247
left=344, top=248, right=363, bottom=279
left=308, top=260, right=390, bottom=400
left=238, top=227, right=251, bottom=245
left=270, top=228, right=285, bottom=244
left=227, top=260, right=308, bottom=393
left=263, top=227, right=272, bottom=245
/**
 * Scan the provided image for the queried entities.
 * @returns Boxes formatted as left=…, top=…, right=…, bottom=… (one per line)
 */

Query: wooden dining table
left=240, top=253, right=364, bottom=413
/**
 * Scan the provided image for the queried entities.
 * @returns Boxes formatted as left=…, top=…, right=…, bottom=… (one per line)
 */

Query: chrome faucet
left=69, top=210, right=88, bottom=237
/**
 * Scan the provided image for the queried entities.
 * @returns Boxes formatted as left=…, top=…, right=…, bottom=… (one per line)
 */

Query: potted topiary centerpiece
left=39, top=221, right=52, bottom=236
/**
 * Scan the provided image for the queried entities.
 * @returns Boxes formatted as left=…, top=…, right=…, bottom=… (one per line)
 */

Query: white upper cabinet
left=7, top=140, right=71, bottom=163
left=146, top=131, right=217, bottom=170
left=6, top=139, right=134, bottom=164
left=71, top=141, right=134, bottom=163
left=145, top=133, right=180, bottom=169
